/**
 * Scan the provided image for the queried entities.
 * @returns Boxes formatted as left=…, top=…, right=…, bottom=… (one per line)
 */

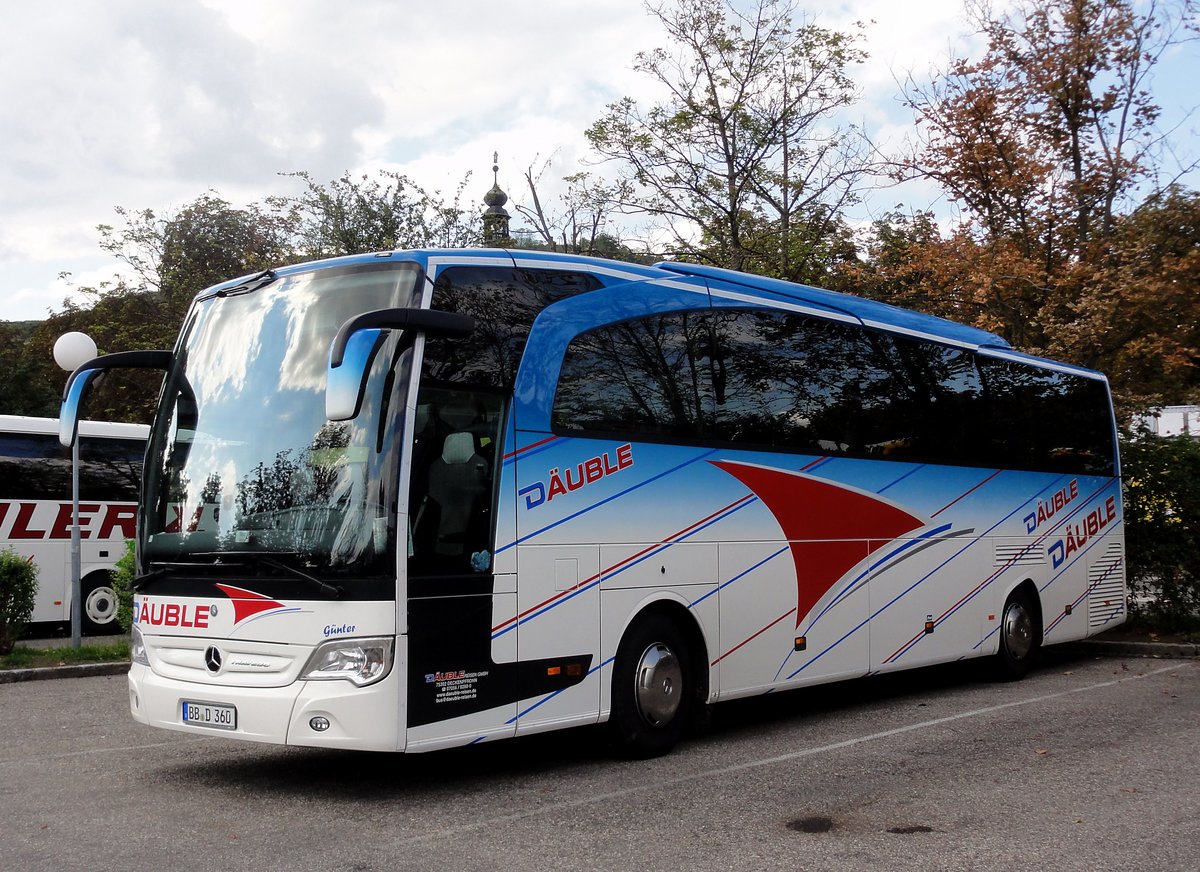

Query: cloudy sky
left=1, top=0, right=1196, bottom=322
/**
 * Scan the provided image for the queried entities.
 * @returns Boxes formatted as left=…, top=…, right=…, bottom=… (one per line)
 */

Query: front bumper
left=128, top=661, right=402, bottom=751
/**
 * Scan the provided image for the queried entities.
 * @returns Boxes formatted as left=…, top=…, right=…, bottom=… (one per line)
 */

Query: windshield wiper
left=206, top=553, right=343, bottom=599
left=198, top=269, right=278, bottom=302
left=134, top=555, right=342, bottom=599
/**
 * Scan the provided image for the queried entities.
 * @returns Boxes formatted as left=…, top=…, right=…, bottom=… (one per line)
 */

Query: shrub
left=112, top=539, right=136, bottom=633
left=1121, top=433, right=1200, bottom=631
left=0, top=547, right=39, bottom=655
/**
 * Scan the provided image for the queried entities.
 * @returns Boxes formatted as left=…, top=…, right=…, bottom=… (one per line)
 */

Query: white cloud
left=0, top=0, right=1194, bottom=321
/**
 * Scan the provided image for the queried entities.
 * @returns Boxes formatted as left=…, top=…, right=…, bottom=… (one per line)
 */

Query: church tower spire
left=481, top=151, right=512, bottom=247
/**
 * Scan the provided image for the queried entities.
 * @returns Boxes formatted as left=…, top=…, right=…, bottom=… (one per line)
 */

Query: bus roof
left=208, top=248, right=1114, bottom=366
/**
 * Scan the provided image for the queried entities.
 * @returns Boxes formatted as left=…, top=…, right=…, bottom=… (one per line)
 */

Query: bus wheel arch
left=608, top=600, right=708, bottom=757
left=994, top=580, right=1042, bottom=680
left=81, top=570, right=120, bottom=635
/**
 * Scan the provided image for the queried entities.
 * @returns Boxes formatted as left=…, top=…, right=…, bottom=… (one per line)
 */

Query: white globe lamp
left=53, top=331, right=98, bottom=373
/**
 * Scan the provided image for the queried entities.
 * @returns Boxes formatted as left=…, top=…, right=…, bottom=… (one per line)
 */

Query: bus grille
left=1087, top=540, right=1126, bottom=628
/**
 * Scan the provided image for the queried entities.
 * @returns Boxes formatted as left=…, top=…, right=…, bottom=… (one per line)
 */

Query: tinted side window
left=709, top=309, right=890, bottom=455
left=79, top=437, right=145, bottom=501
left=0, top=434, right=144, bottom=501
left=866, top=334, right=986, bottom=465
left=554, top=311, right=713, bottom=439
left=0, top=434, right=70, bottom=500
left=977, top=357, right=1114, bottom=475
left=427, top=266, right=601, bottom=389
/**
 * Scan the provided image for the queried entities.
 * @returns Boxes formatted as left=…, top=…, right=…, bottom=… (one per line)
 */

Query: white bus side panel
left=717, top=540, right=870, bottom=699
left=513, top=544, right=601, bottom=736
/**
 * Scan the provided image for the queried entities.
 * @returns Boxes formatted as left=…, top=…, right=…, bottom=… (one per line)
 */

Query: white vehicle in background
left=0, top=415, right=147, bottom=633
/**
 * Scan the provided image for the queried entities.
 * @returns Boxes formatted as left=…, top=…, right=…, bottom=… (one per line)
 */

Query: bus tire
left=81, top=572, right=120, bottom=635
left=609, top=612, right=693, bottom=758
left=993, top=589, right=1040, bottom=680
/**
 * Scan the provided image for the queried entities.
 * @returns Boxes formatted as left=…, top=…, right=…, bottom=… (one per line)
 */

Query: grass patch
left=0, top=639, right=129, bottom=671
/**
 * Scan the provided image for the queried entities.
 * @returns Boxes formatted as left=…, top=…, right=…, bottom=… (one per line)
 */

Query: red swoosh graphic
left=710, top=461, right=924, bottom=626
left=214, top=583, right=288, bottom=625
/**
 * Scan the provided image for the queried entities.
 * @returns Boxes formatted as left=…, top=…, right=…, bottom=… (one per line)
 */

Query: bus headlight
left=300, top=637, right=394, bottom=687
left=131, top=626, right=150, bottom=666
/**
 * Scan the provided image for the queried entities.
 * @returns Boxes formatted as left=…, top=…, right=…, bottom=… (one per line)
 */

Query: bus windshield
left=140, top=261, right=421, bottom=585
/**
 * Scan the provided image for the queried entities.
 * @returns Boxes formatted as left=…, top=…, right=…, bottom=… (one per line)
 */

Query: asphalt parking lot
left=0, top=649, right=1196, bottom=872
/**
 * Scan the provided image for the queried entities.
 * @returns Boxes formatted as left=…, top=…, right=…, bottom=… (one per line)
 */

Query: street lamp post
left=54, top=331, right=98, bottom=649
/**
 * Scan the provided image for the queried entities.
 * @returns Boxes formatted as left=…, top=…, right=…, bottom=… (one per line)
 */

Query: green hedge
left=0, top=547, right=39, bottom=655
left=112, top=539, right=136, bottom=633
left=1121, top=433, right=1200, bottom=631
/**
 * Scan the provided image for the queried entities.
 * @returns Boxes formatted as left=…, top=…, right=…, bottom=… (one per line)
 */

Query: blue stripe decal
left=689, top=545, right=789, bottom=609
left=502, top=437, right=565, bottom=469
left=892, top=479, right=1118, bottom=662
left=878, top=464, right=925, bottom=494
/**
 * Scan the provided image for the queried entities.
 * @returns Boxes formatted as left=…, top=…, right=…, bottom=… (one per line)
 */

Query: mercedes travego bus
left=59, top=249, right=1126, bottom=756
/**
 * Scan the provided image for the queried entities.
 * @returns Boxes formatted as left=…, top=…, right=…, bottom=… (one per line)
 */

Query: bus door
left=404, top=384, right=517, bottom=748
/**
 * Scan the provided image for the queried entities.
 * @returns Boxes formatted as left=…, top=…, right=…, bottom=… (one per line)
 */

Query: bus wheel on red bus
left=994, top=588, right=1041, bottom=681
left=609, top=612, right=694, bottom=758
left=82, top=571, right=120, bottom=635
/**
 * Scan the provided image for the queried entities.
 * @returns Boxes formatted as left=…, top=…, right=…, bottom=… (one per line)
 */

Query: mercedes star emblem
left=204, top=646, right=223, bottom=673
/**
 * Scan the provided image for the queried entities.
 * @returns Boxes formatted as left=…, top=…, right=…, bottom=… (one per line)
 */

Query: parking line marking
left=392, top=662, right=1191, bottom=844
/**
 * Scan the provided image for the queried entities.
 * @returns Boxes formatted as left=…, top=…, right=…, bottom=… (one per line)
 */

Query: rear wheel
left=609, top=613, right=693, bottom=758
left=81, top=572, right=120, bottom=635
left=994, top=590, right=1040, bottom=680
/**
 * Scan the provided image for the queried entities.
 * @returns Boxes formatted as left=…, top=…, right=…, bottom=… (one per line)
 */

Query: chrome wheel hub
left=634, top=642, right=682, bottom=727
left=1002, top=601, right=1033, bottom=660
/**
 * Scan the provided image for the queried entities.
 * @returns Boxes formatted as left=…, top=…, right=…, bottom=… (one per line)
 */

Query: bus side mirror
left=326, top=328, right=386, bottom=422
left=59, top=351, right=172, bottom=447
left=326, top=308, right=475, bottom=422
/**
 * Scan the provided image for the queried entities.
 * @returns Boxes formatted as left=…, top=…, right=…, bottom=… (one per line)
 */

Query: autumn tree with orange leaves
left=869, top=0, right=1199, bottom=412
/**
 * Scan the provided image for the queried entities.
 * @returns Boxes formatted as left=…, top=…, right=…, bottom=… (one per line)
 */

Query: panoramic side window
left=708, top=308, right=886, bottom=455
left=427, top=266, right=601, bottom=389
left=408, top=384, right=506, bottom=577
left=866, top=333, right=986, bottom=465
left=977, top=356, right=1115, bottom=475
left=553, top=310, right=714, bottom=440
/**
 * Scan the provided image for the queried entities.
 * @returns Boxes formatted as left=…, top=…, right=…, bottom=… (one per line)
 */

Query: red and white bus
left=0, top=415, right=147, bottom=633
left=60, top=250, right=1125, bottom=755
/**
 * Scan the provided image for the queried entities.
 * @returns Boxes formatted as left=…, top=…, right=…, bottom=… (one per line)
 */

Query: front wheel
left=609, top=613, right=693, bottom=758
left=993, top=590, right=1040, bottom=680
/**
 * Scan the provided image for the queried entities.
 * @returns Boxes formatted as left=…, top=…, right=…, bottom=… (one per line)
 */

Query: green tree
left=272, top=170, right=481, bottom=259
left=586, top=0, right=869, bottom=282
left=1121, top=432, right=1200, bottom=631
left=0, top=322, right=59, bottom=417
left=25, top=194, right=299, bottom=422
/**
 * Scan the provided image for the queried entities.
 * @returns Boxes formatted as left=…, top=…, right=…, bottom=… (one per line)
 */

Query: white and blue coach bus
left=59, top=249, right=1125, bottom=756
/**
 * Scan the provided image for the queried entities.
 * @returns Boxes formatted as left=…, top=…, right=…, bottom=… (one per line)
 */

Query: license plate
left=181, top=700, right=237, bottom=731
